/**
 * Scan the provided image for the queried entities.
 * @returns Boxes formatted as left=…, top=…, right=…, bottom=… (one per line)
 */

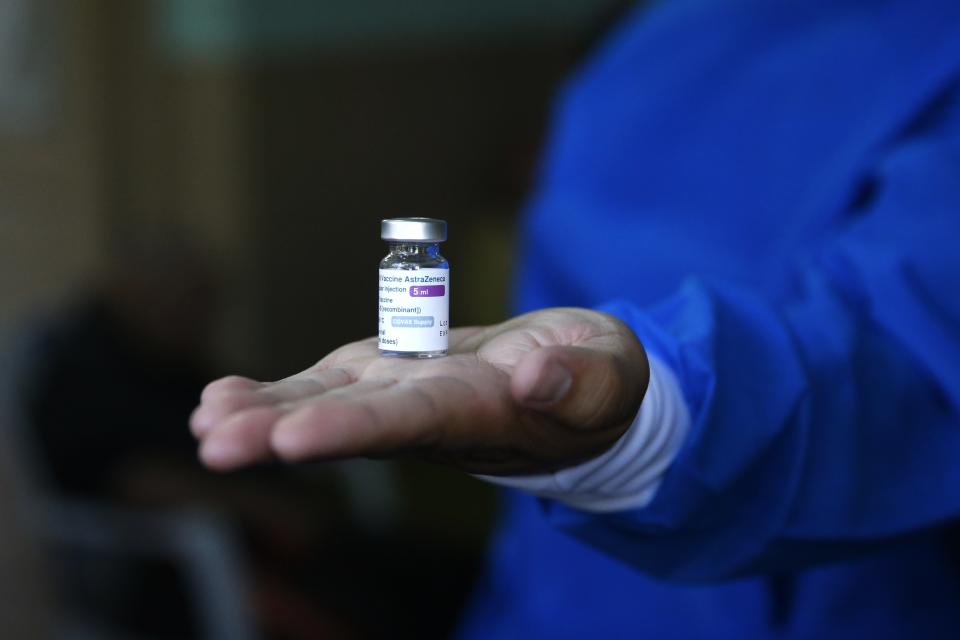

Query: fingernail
left=200, top=437, right=239, bottom=469
left=525, top=363, right=572, bottom=406
left=190, top=409, right=212, bottom=437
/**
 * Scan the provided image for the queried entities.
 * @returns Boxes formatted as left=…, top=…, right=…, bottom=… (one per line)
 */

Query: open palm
left=192, top=308, right=649, bottom=475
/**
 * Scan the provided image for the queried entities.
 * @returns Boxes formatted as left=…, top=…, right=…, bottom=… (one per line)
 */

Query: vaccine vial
left=378, top=217, right=449, bottom=357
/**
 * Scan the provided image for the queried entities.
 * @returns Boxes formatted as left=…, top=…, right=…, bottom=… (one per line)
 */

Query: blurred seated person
left=22, top=228, right=216, bottom=500
left=17, top=226, right=476, bottom=638
left=11, top=229, right=225, bottom=636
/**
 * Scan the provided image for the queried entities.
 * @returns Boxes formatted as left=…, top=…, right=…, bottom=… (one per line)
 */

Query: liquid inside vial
left=378, top=219, right=449, bottom=357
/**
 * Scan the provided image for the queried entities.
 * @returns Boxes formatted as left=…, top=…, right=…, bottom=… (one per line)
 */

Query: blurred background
left=0, top=0, right=634, bottom=637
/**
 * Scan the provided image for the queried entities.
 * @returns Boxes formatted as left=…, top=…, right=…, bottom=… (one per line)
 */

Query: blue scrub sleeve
left=541, top=98, right=960, bottom=583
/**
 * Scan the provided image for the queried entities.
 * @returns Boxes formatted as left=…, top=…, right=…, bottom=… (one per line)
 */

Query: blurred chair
left=0, top=426, right=53, bottom=638
left=0, top=323, right=257, bottom=640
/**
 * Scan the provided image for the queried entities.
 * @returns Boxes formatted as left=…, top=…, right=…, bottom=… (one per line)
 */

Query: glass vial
left=378, top=217, right=449, bottom=358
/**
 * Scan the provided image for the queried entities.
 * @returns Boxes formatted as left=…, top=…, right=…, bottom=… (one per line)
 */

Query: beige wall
left=0, top=1, right=260, bottom=370
left=0, top=0, right=590, bottom=377
left=0, top=4, right=106, bottom=337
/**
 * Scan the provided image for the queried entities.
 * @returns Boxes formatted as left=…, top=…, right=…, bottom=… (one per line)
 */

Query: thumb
left=510, top=344, right=648, bottom=431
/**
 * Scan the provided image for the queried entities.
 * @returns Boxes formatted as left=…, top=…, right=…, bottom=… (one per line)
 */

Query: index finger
left=269, top=372, right=505, bottom=462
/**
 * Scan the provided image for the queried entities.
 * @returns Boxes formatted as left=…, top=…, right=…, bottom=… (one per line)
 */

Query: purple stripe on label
left=409, top=285, right=445, bottom=297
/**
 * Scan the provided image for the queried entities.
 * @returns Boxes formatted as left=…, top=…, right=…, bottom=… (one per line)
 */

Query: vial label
left=378, top=268, right=449, bottom=353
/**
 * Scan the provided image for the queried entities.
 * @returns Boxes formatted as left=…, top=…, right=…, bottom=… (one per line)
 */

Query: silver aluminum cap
left=381, top=217, right=447, bottom=242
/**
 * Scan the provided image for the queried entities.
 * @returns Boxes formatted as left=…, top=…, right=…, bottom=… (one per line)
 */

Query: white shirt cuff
left=474, top=355, right=690, bottom=513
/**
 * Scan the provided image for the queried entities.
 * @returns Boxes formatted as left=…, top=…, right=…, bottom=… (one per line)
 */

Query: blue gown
left=458, top=0, right=960, bottom=637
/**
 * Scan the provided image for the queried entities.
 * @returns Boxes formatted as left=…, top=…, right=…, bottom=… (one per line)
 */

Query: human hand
left=191, top=308, right=649, bottom=475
